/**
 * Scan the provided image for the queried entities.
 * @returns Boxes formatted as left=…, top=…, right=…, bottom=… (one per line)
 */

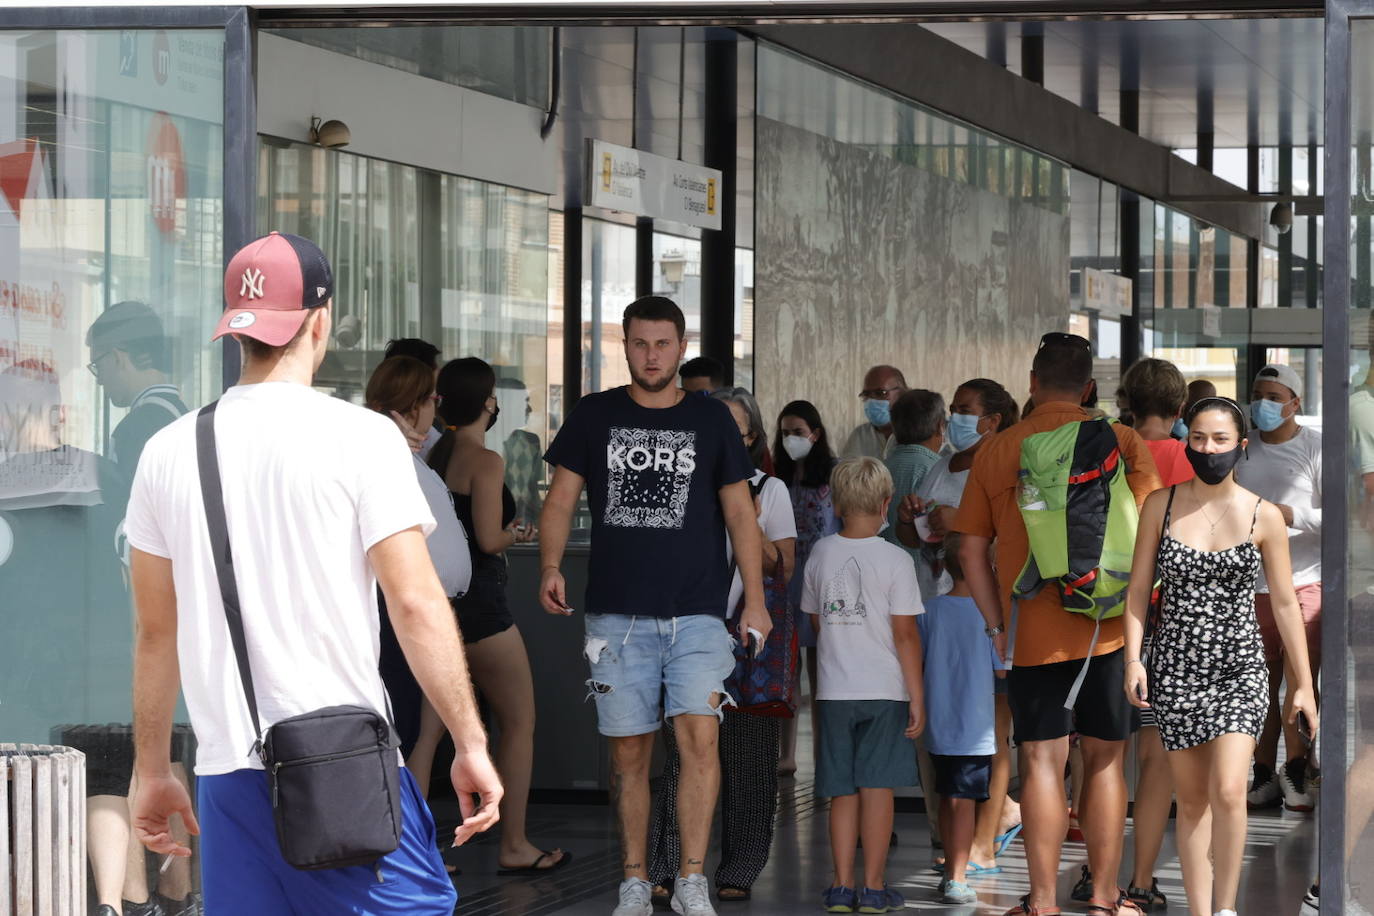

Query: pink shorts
left=1255, top=583, right=1322, bottom=664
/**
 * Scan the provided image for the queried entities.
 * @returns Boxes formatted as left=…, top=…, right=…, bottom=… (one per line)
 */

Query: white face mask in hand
left=782, top=435, right=814, bottom=461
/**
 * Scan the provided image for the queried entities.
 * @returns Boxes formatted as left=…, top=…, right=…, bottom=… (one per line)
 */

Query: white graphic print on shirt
left=822, top=556, right=867, bottom=624
left=604, top=426, right=697, bottom=529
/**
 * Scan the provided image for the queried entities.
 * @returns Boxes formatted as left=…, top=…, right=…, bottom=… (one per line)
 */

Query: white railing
left=2, top=745, right=85, bottom=916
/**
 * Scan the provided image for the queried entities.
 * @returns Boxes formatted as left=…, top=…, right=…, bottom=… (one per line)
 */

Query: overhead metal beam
left=747, top=23, right=1269, bottom=238
left=252, top=0, right=1323, bottom=26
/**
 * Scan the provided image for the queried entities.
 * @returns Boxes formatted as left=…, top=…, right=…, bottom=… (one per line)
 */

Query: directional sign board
left=587, top=139, right=723, bottom=231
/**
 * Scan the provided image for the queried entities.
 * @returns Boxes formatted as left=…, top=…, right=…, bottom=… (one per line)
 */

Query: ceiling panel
left=922, top=18, right=1323, bottom=151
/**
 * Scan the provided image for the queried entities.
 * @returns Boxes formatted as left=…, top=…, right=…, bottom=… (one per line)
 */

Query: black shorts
left=1008, top=648, right=1131, bottom=744
left=453, top=558, right=515, bottom=644
left=931, top=754, right=992, bottom=800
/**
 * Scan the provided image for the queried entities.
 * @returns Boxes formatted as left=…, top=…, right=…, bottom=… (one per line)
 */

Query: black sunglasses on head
left=1039, top=332, right=1091, bottom=351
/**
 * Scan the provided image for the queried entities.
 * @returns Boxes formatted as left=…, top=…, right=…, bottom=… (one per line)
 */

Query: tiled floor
left=439, top=769, right=1319, bottom=915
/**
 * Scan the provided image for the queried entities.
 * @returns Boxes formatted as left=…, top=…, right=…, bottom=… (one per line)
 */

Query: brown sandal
left=1087, top=890, right=1146, bottom=916
left=1004, top=895, right=1062, bottom=916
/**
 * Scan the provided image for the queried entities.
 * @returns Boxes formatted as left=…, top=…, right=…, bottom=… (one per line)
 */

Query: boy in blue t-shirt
left=917, top=529, right=1001, bottom=906
left=802, top=457, right=925, bottom=914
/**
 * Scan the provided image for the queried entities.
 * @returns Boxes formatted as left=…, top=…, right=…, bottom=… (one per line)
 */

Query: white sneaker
left=1247, top=769, right=1282, bottom=808
left=1299, top=884, right=1319, bottom=916
left=671, top=874, right=718, bottom=916
left=1280, top=760, right=1315, bottom=812
left=613, top=877, right=654, bottom=916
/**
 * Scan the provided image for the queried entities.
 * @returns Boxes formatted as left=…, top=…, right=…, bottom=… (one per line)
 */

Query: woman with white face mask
left=895, top=378, right=1021, bottom=875
left=772, top=400, right=840, bottom=777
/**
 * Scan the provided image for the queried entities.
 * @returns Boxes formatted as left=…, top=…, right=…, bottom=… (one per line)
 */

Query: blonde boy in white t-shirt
left=802, top=457, right=925, bottom=914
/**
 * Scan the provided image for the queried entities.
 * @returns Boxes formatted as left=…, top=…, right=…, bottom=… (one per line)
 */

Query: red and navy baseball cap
left=212, top=231, right=334, bottom=346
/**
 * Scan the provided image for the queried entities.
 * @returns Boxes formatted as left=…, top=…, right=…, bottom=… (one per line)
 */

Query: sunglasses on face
left=859, top=387, right=903, bottom=399
left=1038, top=332, right=1091, bottom=351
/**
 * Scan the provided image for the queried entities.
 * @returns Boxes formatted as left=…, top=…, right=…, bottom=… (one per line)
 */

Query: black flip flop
left=496, top=849, right=573, bottom=876
left=716, top=885, right=751, bottom=902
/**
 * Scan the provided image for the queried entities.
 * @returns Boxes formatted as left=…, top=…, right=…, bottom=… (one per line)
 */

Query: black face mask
left=1185, top=444, right=1244, bottom=485
left=485, top=404, right=500, bottom=432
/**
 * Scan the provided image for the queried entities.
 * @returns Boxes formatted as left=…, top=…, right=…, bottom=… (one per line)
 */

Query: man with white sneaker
left=1237, top=363, right=1323, bottom=814
left=538, top=296, right=771, bottom=916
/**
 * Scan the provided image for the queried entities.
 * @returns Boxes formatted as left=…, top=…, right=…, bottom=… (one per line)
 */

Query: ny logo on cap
left=240, top=267, right=265, bottom=300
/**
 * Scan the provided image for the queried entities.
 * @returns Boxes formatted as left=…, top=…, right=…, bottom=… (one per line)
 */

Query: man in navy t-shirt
left=540, top=296, right=769, bottom=916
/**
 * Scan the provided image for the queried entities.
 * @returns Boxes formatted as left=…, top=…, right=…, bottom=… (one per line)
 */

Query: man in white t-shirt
left=126, top=232, right=501, bottom=913
left=1235, top=363, right=1323, bottom=813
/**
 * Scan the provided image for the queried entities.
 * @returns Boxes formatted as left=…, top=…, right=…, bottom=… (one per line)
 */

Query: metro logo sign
left=153, top=31, right=171, bottom=86
left=146, top=112, right=185, bottom=238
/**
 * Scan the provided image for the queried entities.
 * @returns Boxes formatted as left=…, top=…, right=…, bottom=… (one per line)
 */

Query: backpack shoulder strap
left=749, top=472, right=770, bottom=499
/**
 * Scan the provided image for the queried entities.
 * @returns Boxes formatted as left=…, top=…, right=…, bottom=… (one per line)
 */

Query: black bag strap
left=1142, top=485, right=1177, bottom=648
left=196, top=401, right=265, bottom=759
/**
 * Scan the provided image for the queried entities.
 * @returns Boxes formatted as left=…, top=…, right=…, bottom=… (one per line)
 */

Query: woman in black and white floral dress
left=1122, top=397, right=1319, bottom=916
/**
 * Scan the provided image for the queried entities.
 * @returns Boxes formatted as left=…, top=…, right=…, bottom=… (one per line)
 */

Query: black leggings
left=647, top=713, right=782, bottom=890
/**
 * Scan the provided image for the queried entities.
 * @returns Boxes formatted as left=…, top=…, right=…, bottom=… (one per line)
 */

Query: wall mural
left=754, top=116, right=1070, bottom=443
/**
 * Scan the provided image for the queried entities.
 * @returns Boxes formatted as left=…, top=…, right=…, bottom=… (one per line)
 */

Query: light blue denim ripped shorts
left=582, top=612, right=737, bottom=737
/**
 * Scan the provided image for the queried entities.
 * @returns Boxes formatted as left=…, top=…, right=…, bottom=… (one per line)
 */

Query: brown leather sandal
left=1086, top=890, right=1146, bottom=916
left=1004, top=895, right=1062, bottom=915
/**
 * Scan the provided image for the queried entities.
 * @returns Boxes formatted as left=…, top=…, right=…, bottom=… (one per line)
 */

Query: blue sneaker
left=857, top=885, right=903, bottom=913
left=822, top=885, right=857, bottom=913
left=942, top=880, right=977, bottom=905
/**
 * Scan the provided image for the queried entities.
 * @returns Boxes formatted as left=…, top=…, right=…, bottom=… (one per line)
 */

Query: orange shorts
left=1255, top=583, right=1322, bottom=665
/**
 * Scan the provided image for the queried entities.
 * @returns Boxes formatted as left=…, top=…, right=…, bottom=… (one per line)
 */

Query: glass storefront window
left=1, top=26, right=225, bottom=905
left=757, top=43, right=1069, bottom=216
left=259, top=139, right=550, bottom=531
left=265, top=26, right=551, bottom=109
left=581, top=218, right=637, bottom=395
left=653, top=232, right=703, bottom=360
left=1348, top=24, right=1374, bottom=909
left=736, top=248, right=755, bottom=391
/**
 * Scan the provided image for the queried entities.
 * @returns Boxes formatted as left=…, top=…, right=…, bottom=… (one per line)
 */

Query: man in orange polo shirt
left=956, top=333, right=1161, bottom=916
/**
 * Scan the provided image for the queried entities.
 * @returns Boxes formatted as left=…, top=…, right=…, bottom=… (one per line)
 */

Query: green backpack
left=1013, top=417, right=1140, bottom=622
left=1012, top=417, right=1140, bottom=708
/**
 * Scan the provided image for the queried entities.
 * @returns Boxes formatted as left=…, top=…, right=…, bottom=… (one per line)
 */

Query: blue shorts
left=815, top=700, right=918, bottom=798
left=197, top=766, right=456, bottom=915
left=583, top=612, right=737, bottom=737
left=931, top=754, right=992, bottom=800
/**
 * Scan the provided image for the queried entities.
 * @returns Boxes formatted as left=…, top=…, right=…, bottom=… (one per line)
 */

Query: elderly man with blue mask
left=840, top=365, right=907, bottom=460
left=1235, top=362, right=1324, bottom=816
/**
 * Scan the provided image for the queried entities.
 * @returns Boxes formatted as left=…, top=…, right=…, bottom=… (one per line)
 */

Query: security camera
left=335, top=314, right=362, bottom=348
left=1270, top=202, right=1293, bottom=235
left=309, top=117, right=351, bottom=149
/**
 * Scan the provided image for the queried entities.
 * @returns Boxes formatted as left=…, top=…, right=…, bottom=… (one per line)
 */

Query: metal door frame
left=5, top=6, right=257, bottom=388
left=1322, top=1, right=1356, bottom=910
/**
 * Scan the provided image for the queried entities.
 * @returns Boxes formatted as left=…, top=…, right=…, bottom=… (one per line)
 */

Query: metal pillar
left=636, top=217, right=654, bottom=298
left=563, top=207, right=583, bottom=408
left=222, top=7, right=257, bottom=389
left=1021, top=24, right=1044, bottom=86
left=701, top=33, right=737, bottom=381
